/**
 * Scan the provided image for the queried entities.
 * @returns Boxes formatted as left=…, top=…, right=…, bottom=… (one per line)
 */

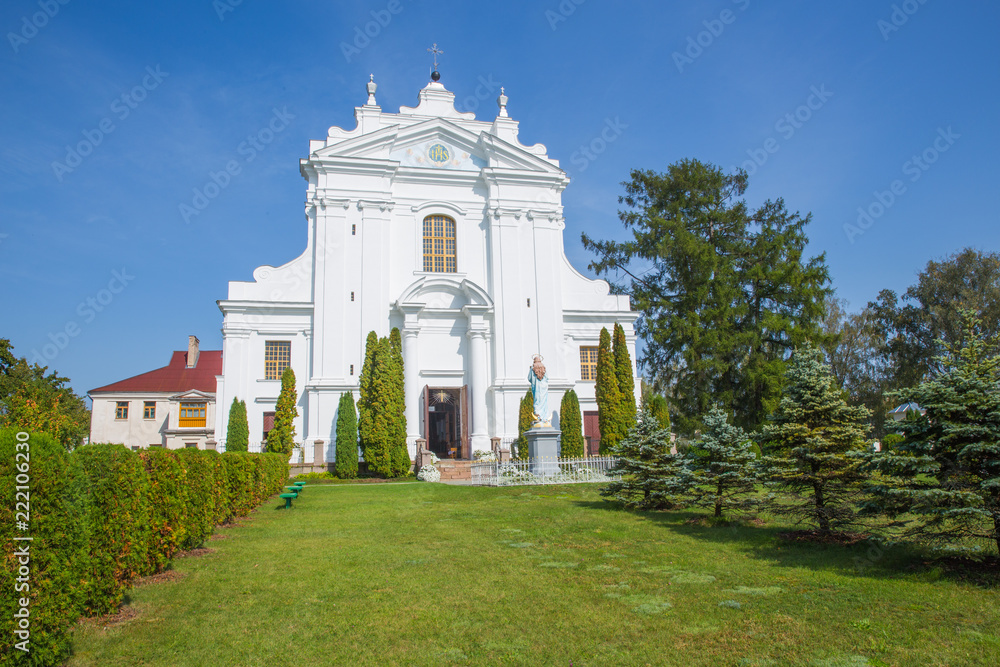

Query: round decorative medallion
left=428, top=143, right=451, bottom=163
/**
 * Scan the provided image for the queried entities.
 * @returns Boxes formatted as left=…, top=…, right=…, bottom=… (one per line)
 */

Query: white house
left=214, top=73, right=639, bottom=463
left=89, top=336, right=221, bottom=450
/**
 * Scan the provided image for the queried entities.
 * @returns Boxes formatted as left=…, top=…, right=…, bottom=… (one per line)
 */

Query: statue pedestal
left=525, top=426, right=561, bottom=476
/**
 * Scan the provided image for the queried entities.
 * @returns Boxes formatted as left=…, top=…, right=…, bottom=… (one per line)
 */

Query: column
left=464, top=304, right=491, bottom=451
left=399, top=303, right=423, bottom=454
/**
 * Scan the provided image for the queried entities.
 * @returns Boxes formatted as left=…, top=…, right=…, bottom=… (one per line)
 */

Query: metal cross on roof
left=427, top=43, right=443, bottom=71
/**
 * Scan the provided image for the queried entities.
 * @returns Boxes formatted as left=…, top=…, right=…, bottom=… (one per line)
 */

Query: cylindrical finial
left=497, top=86, right=508, bottom=117
left=366, top=74, right=377, bottom=105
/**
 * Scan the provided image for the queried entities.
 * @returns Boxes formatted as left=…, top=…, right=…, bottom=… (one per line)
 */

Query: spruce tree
left=270, top=367, right=298, bottom=458
left=559, top=389, right=585, bottom=458
left=357, top=331, right=379, bottom=457
left=335, top=392, right=359, bottom=479
left=388, top=328, right=411, bottom=476
left=517, top=390, right=534, bottom=459
left=596, top=327, right=624, bottom=454
left=688, top=405, right=760, bottom=519
left=225, top=397, right=249, bottom=452
left=601, top=407, right=693, bottom=510
left=862, top=313, right=1000, bottom=555
left=759, top=345, right=871, bottom=533
left=613, top=323, right=637, bottom=430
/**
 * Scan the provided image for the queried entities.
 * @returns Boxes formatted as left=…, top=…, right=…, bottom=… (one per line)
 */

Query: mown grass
left=69, top=483, right=999, bottom=666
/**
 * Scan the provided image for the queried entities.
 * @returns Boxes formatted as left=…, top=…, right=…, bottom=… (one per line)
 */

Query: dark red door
left=583, top=411, right=601, bottom=456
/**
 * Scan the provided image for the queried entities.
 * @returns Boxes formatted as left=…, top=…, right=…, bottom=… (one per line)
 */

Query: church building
left=213, top=72, right=639, bottom=463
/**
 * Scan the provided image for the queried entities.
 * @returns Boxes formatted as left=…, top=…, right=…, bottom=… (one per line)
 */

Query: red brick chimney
left=187, top=335, right=200, bottom=368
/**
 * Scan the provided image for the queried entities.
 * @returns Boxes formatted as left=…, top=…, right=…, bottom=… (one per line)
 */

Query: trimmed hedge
left=222, top=452, right=255, bottom=518
left=74, top=444, right=152, bottom=615
left=176, top=448, right=216, bottom=549
left=0, top=429, right=90, bottom=665
left=139, top=448, right=189, bottom=574
left=202, top=449, right=231, bottom=525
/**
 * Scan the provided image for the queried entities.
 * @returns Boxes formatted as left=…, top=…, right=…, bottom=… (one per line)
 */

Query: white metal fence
left=470, top=456, right=620, bottom=487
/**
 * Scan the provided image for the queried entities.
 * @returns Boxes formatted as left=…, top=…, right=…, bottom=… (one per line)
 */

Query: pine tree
left=517, top=390, right=534, bottom=459
left=759, top=345, right=871, bottom=533
left=596, top=327, right=624, bottom=454
left=388, top=328, right=411, bottom=477
left=646, top=393, right=671, bottom=431
left=335, top=392, right=359, bottom=479
left=357, top=331, right=379, bottom=457
left=688, top=406, right=760, bottom=519
left=270, top=367, right=298, bottom=458
left=613, top=323, right=637, bottom=431
left=559, top=389, right=585, bottom=458
left=601, top=408, right=693, bottom=510
left=225, top=397, right=249, bottom=452
left=862, top=313, right=1000, bottom=555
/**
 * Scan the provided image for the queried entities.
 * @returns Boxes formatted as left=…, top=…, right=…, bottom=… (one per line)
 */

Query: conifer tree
left=862, top=313, right=1000, bottom=555
left=225, top=397, right=249, bottom=452
left=270, top=367, right=298, bottom=457
left=358, top=331, right=379, bottom=457
left=388, top=328, right=410, bottom=476
left=688, top=405, right=760, bottom=518
left=517, top=390, right=534, bottom=459
left=335, top=392, right=359, bottom=479
left=646, top=393, right=671, bottom=431
left=559, top=389, right=585, bottom=458
left=596, top=327, right=624, bottom=454
left=613, top=323, right=637, bottom=430
left=602, top=407, right=693, bottom=510
left=759, top=345, right=871, bottom=533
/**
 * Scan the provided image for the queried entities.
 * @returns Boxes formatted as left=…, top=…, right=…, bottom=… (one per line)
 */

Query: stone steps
left=436, top=460, right=473, bottom=481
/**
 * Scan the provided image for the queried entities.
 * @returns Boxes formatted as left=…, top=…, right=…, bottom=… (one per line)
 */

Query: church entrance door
left=423, top=386, right=470, bottom=459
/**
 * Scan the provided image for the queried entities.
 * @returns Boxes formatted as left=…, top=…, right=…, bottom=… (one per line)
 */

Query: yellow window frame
left=422, top=214, right=457, bottom=273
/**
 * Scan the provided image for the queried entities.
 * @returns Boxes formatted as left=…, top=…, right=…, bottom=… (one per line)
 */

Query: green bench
left=279, top=492, right=298, bottom=509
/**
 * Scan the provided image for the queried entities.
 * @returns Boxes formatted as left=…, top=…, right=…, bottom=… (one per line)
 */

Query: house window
left=143, top=401, right=156, bottom=419
left=422, top=214, right=457, bottom=273
left=185, top=442, right=198, bottom=449
left=264, top=340, right=291, bottom=380
left=115, top=401, right=129, bottom=420
left=179, top=403, right=207, bottom=428
left=580, top=346, right=599, bottom=381
left=263, top=411, right=276, bottom=442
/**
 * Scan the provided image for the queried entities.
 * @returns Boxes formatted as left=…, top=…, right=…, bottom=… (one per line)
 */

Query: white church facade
left=213, top=74, right=639, bottom=464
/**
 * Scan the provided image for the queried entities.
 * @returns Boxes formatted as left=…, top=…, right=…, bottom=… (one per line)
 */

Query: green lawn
left=69, top=482, right=999, bottom=666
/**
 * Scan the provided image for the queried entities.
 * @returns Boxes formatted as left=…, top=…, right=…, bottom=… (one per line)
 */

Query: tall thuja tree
left=602, top=407, right=693, bottom=510
left=596, top=327, right=624, bottom=454
left=687, top=406, right=760, bottom=519
left=560, top=389, right=585, bottom=458
left=388, top=328, right=410, bottom=476
left=517, top=390, right=534, bottom=459
left=357, top=331, right=379, bottom=458
left=270, top=367, right=298, bottom=457
left=335, top=392, right=359, bottom=479
left=862, top=313, right=1000, bottom=555
left=646, top=393, right=671, bottom=432
left=364, top=337, right=409, bottom=477
left=613, top=323, right=637, bottom=431
left=759, top=345, right=871, bottom=533
left=225, top=397, right=248, bottom=452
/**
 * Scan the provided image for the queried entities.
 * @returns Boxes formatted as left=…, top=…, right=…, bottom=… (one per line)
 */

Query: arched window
left=422, top=214, right=457, bottom=272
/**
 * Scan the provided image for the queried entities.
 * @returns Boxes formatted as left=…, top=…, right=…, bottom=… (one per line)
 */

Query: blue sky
left=2, top=0, right=998, bottom=399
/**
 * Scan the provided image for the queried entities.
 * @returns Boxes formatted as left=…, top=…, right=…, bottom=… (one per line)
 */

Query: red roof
left=89, top=350, right=222, bottom=394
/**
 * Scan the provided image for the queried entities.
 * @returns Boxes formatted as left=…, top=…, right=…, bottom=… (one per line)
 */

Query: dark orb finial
left=431, top=70, right=441, bottom=82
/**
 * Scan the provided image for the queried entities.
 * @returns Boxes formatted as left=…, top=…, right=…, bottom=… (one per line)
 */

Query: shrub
left=176, top=448, right=216, bottom=549
left=139, top=448, right=189, bottom=573
left=201, top=449, right=230, bottom=525
left=226, top=397, right=249, bottom=452
left=559, top=389, right=585, bottom=458
left=335, top=392, right=359, bottom=479
left=222, top=452, right=255, bottom=519
left=0, top=429, right=90, bottom=664
left=517, top=390, right=534, bottom=459
left=73, top=443, right=152, bottom=615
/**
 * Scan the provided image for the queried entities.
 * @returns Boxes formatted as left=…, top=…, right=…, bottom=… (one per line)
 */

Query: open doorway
left=423, top=386, right=469, bottom=459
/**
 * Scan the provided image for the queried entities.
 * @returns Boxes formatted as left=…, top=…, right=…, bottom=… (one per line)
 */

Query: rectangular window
left=264, top=340, right=291, bottom=380
left=263, top=411, right=276, bottom=443
left=143, top=401, right=156, bottom=419
left=185, top=442, right=198, bottom=449
left=115, top=401, right=129, bottom=420
left=580, top=346, right=599, bottom=381
left=422, top=215, right=457, bottom=273
left=179, top=402, right=207, bottom=428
